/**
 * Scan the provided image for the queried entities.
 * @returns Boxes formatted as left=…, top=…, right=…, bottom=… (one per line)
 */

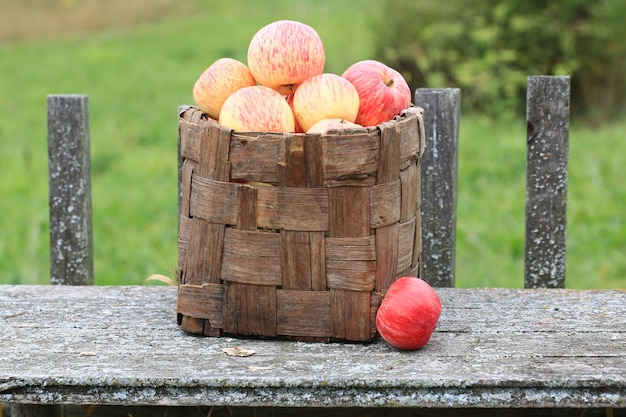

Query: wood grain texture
left=525, top=75, right=570, bottom=289
left=414, top=88, right=460, bottom=288
left=1, top=285, right=624, bottom=409
left=47, top=95, right=94, bottom=286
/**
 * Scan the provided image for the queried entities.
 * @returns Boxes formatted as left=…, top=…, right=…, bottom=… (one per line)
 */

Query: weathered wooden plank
left=1, top=285, right=624, bottom=409
left=414, top=88, right=460, bottom=287
left=525, top=75, right=571, bottom=289
left=46, top=95, right=94, bottom=286
left=7, top=404, right=625, bottom=417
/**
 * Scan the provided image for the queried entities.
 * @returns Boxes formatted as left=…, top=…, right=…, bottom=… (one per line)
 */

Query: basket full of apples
left=176, top=20, right=427, bottom=343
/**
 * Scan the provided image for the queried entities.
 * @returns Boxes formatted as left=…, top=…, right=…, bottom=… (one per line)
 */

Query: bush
left=375, top=0, right=626, bottom=121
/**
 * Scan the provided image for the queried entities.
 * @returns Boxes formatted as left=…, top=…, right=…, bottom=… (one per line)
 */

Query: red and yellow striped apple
left=307, top=118, right=363, bottom=134
left=342, top=60, right=411, bottom=127
left=219, top=85, right=295, bottom=133
left=192, top=58, right=256, bottom=120
left=247, top=20, right=325, bottom=95
left=376, top=277, right=442, bottom=350
left=285, top=94, right=305, bottom=133
left=292, top=73, right=360, bottom=132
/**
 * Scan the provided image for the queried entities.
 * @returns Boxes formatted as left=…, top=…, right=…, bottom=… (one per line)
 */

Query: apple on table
left=375, top=277, right=442, bottom=350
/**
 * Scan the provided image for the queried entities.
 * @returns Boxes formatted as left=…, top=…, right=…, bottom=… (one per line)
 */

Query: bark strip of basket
left=326, top=236, right=376, bottom=291
left=398, top=217, right=417, bottom=274
left=237, top=185, right=257, bottom=230
left=182, top=221, right=225, bottom=285
left=370, top=180, right=401, bottom=228
left=331, top=289, right=371, bottom=341
left=370, top=291, right=384, bottom=335
left=197, top=116, right=231, bottom=334
left=328, top=186, right=370, bottom=238
left=177, top=216, right=191, bottom=276
left=177, top=283, right=224, bottom=327
left=320, top=133, right=379, bottom=180
left=221, top=228, right=281, bottom=285
left=377, top=119, right=401, bottom=184
left=190, top=177, right=239, bottom=225
left=327, top=186, right=372, bottom=340
left=281, top=230, right=313, bottom=290
left=223, top=282, right=277, bottom=337
left=276, top=290, right=331, bottom=337
left=400, top=161, right=420, bottom=223
left=180, top=159, right=193, bottom=219
left=412, top=209, right=422, bottom=273
left=375, top=223, right=399, bottom=291
left=179, top=315, right=204, bottom=334
left=326, top=259, right=376, bottom=291
left=256, top=187, right=328, bottom=231
left=279, top=135, right=306, bottom=187
left=304, top=134, right=324, bottom=188
left=398, top=107, right=424, bottom=164
left=309, top=231, right=327, bottom=290
left=198, top=118, right=231, bottom=180
left=178, top=110, right=202, bottom=163
left=230, top=133, right=283, bottom=184
left=277, top=135, right=314, bottom=290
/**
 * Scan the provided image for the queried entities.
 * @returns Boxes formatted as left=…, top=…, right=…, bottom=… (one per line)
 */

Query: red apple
left=342, top=60, right=411, bottom=127
left=307, top=118, right=363, bottom=134
left=247, top=20, right=325, bottom=95
left=219, top=85, right=295, bottom=133
left=375, top=277, right=442, bottom=350
left=192, top=58, right=256, bottom=120
left=292, top=73, right=360, bottom=132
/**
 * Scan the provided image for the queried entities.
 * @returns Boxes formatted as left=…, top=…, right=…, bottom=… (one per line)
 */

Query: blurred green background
left=0, top=0, right=624, bottom=288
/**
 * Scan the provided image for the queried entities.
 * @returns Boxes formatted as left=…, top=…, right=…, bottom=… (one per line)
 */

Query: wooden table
left=1, top=285, right=624, bottom=416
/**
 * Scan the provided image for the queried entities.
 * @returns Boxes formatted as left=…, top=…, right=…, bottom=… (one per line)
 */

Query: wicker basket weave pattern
left=177, top=106, right=425, bottom=342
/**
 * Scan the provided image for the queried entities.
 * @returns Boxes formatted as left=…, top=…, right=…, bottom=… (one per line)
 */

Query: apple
left=192, top=58, right=256, bottom=120
left=285, top=94, right=305, bottom=133
left=342, top=60, right=412, bottom=127
left=219, top=85, right=296, bottom=133
left=307, top=118, right=363, bottom=134
left=292, top=73, right=360, bottom=132
left=375, top=277, right=442, bottom=350
left=247, top=20, right=325, bottom=95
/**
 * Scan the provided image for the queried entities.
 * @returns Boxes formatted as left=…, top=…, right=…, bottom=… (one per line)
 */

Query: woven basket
left=176, top=105, right=425, bottom=342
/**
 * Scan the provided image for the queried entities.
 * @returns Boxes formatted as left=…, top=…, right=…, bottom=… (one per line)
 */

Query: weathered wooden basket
left=176, top=105, right=425, bottom=342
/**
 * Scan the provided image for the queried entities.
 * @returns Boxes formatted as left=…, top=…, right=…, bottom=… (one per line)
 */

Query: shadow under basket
left=176, top=106, right=425, bottom=342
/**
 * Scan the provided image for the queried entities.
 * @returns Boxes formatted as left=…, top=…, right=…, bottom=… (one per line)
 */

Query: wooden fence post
left=47, top=94, right=94, bottom=286
left=524, top=76, right=570, bottom=288
left=414, top=88, right=461, bottom=287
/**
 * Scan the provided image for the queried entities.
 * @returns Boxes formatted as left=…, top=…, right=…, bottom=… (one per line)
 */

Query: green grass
left=455, top=116, right=626, bottom=289
left=1, top=0, right=624, bottom=288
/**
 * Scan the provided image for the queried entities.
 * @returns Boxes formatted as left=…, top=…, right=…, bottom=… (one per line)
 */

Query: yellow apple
left=292, top=73, right=360, bottom=132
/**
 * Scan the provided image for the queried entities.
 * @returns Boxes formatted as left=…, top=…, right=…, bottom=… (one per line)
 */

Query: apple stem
left=385, top=78, right=395, bottom=88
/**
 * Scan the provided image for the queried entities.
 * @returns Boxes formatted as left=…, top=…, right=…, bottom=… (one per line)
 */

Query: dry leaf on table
left=222, top=347, right=256, bottom=357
